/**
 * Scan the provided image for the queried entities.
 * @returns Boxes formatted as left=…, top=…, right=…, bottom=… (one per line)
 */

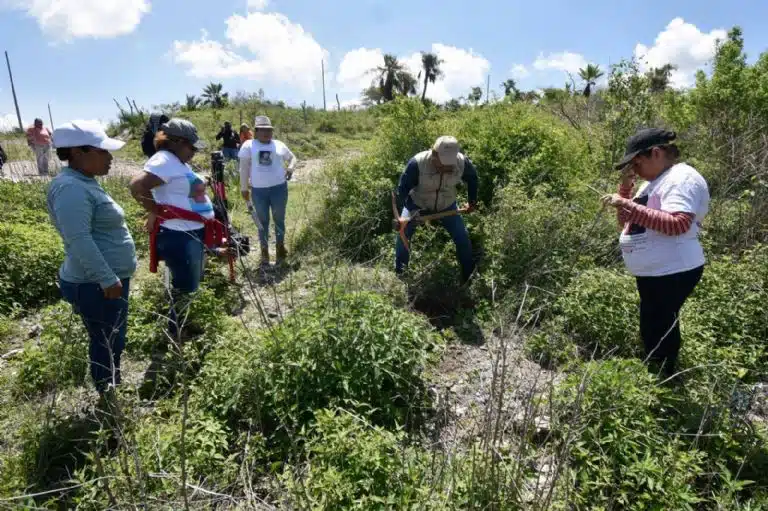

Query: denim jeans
left=222, top=147, right=239, bottom=161
left=60, top=278, right=130, bottom=392
left=394, top=203, right=474, bottom=282
left=251, top=183, right=288, bottom=247
left=156, top=227, right=205, bottom=337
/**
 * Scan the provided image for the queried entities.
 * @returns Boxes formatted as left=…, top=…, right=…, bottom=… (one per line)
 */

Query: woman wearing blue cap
left=602, top=128, right=710, bottom=380
left=47, top=120, right=137, bottom=396
left=129, top=118, right=221, bottom=339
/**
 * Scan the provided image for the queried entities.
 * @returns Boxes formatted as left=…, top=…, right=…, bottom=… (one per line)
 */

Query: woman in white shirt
left=602, top=128, right=710, bottom=380
left=238, top=115, right=296, bottom=265
left=129, top=118, right=216, bottom=338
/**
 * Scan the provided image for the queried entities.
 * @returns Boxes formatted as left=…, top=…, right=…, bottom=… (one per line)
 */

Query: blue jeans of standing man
left=60, top=278, right=131, bottom=392
left=395, top=203, right=474, bottom=282
left=251, top=183, right=288, bottom=247
left=222, top=147, right=239, bottom=162
left=156, top=227, right=205, bottom=337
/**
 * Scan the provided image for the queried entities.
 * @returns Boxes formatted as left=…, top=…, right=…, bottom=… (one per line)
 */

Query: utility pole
left=321, top=59, right=327, bottom=111
left=47, top=103, right=54, bottom=129
left=5, top=51, right=23, bottom=131
left=486, top=74, right=490, bottom=104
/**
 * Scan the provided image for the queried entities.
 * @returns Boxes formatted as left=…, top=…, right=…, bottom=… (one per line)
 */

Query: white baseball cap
left=52, top=120, right=125, bottom=151
left=433, top=135, right=459, bottom=166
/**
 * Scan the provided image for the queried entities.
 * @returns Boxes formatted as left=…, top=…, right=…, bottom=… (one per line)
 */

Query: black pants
left=635, top=265, right=703, bottom=378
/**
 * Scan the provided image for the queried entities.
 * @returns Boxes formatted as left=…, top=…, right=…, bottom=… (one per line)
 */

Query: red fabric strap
left=149, top=205, right=227, bottom=273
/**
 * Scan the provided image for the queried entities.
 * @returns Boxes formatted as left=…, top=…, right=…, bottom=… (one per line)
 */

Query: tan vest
left=409, top=150, right=466, bottom=212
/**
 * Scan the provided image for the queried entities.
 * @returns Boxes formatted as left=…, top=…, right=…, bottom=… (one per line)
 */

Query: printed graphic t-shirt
left=144, top=150, right=215, bottom=231
left=618, top=162, right=710, bottom=277
left=238, top=139, right=295, bottom=189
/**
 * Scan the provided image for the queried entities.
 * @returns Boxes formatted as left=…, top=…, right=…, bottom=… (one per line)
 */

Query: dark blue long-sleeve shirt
left=397, top=156, right=478, bottom=211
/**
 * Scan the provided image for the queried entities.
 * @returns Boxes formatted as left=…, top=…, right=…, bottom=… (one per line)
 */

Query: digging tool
left=391, top=191, right=471, bottom=252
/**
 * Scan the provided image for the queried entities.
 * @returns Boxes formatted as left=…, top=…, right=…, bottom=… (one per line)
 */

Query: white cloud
left=402, top=43, right=490, bottom=102
left=246, top=0, right=268, bottom=11
left=634, top=17, right=727, bottom=88
left=3, top=0, right=150, bottom=39
left=336, top=48, right=384, bottom=93
left=533, top=51, right=588, bottom=75
left=0, top=113, right=19, bottom=133
left=509, top=64, right=529, bottom=79
left=171, top=12, right=327, bottom=92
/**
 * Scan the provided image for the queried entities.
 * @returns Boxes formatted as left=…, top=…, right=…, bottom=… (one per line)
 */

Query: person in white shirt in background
left=602, top=128, right=710, bottom=381
left=238, top=116, right=297, bottom=266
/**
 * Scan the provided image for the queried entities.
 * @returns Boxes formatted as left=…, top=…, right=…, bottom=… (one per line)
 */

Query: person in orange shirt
left=25, top=118, right=52, bottom=175
left=239, top=123, right=253, bottom=144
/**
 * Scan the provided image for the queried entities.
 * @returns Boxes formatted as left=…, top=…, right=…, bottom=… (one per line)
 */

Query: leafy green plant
left=193, top=291, right=443, bottom=454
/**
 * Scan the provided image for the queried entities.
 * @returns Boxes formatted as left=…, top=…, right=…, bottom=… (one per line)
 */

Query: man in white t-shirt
left=238, top=116, right=297, bottom=266
left=602, top=128, right=710, bottom=380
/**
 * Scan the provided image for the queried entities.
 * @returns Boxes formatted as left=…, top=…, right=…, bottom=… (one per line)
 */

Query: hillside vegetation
left=1, top=27, right=768, bottom=509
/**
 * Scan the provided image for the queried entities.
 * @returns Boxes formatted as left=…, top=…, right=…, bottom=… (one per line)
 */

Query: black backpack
left=141, top=113, right=170, bottom=158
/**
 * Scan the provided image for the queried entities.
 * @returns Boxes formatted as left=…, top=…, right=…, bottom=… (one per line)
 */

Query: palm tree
left=396, top=70, right=418, bottom=97
left=371, top=54, right=407, bottom=102
left=201, top=82, right=229, bottom=109
left=501, top=79, right=520, bottom=98
left=420, top=52, right=443, bottom=101
left=578, top=64, right=604, bottom=97
left=361, top=85, right=384, bottom=105
left=647, top=64, right=676, bottom=93
left=185, top=94, right=201, bottom=111
left=467, top=86, right=483, bottom=106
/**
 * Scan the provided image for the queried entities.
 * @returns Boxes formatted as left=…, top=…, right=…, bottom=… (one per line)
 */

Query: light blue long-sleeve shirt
left=47, top=167, right=137, bottom=288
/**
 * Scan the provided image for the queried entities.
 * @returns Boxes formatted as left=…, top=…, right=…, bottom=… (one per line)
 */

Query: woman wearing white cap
left=238, top=115, right=296, bottom=265
left=47, top=120, right=137, bottom=396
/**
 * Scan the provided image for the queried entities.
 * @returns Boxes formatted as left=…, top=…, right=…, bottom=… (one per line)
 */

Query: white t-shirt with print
left=238, top=139, right=295, bottom=189
left=144, top=150, right=215, bottom=231
left=618, top=162, right=710, bottom=277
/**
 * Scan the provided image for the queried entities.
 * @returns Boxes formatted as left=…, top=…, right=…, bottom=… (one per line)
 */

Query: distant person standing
left=239, top=115, right=296, bottom=266
left=216, top=121, right=240, bottom=162
left=47, top=120, right=136, bottom=396
left=602, top=129, right=710, bottom=380
left=26, top=118, right=52, bottom=175
left=239, top=123, right=253, bottom=144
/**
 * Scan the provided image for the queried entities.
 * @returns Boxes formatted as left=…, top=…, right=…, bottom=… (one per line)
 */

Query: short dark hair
left=56, top=146, right=91, bottom=161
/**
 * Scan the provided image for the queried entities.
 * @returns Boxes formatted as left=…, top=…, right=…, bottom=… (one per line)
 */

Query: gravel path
left=0, top=159, right=143, bottom=182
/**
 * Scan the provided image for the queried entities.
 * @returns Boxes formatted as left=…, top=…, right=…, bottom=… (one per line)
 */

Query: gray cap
left=254, top=115, right=273, bottom=129
left=161, top=118, right=207, bottom=149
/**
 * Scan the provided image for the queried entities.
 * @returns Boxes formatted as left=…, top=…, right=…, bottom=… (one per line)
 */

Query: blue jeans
left=60, top=278, right=130, bottom=392
left=222, top=147, right=239, bottom=161
left=251, top=183, right=288, bottom=247
left=156, top=227, right=205, bottom=337
left=395, top=203, right=474, bottom=282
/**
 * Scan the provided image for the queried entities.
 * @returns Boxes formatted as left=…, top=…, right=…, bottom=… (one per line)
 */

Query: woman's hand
left=620, top=167, right=636, bottom=188
left=601, top=194, right=627, bottom=208
left=103, top=280, right=123, bottom=300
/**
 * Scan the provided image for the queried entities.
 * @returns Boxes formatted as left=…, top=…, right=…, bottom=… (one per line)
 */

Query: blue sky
left=1, top=0, right=767, bottom=131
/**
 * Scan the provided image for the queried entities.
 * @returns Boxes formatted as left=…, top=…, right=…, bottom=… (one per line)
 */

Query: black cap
left=614, top=128, right=676, bottom=170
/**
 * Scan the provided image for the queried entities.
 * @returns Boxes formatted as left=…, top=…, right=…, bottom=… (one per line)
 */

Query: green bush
left=281, top=407, right=435, bottom=510
left=554, top=359, right=705, bottom=510
left=12, top=302, right=88, bottom=397
left=479, top=185, right=617, bottom=301
left=0, top=223, right=64, bottom=314
left=681, top=245, right=768, bottom=385
left=193, top=291, right=443, bottom=453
